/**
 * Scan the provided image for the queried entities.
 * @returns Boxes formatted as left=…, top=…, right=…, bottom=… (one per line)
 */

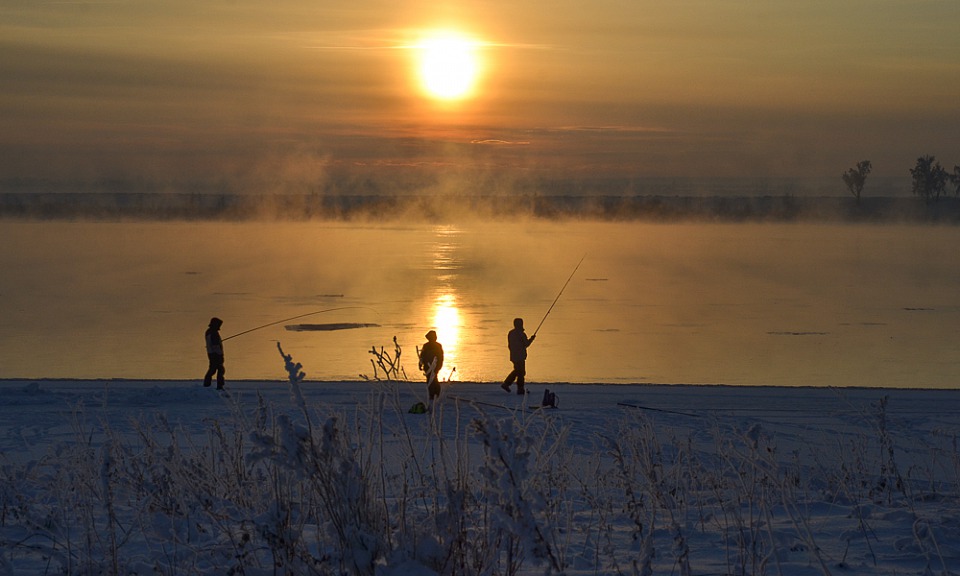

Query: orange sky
left=1, top=0, right=958, bottom=194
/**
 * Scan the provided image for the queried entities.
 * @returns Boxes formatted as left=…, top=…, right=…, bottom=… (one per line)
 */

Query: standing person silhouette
left=502, top=317, right=535, bottom=395
left=203, top=317, right=226, bottom=390
left=419, top=330, right=444, bottom=401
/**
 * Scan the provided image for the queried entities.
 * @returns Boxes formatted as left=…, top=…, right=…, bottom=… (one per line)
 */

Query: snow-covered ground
left=2, top=374, right=960, bottom=575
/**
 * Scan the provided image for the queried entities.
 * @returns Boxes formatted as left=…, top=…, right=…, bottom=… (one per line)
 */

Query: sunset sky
left=2, top=0, right=958, bottom=194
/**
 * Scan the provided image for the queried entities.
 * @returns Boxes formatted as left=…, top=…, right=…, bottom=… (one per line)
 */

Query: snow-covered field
left=2, top=370, right=960, bottom=575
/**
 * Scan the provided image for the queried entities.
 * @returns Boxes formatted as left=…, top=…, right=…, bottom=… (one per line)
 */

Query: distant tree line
left=844, top=156, right=960, bottom=205
left=909, top=155, right=960, bottom=204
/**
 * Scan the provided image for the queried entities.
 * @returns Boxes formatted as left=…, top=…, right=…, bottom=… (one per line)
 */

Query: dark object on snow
left=408, top=402, right=428, bottom=414
left=203, top=317, right=225, bottom=390
left=542, top=388, right=558, bottom=408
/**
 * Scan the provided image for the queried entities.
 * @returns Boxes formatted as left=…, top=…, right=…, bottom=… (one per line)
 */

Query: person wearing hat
left=203, top=317, right=226, bottom=390
left=419, top=330, right=444, bottom=400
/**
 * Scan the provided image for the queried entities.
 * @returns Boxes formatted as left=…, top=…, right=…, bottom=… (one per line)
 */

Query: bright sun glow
left=415, top=32, right=482, bottom=101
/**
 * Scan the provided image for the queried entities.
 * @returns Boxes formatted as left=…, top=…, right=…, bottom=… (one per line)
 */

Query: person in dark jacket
left=501, top=317, right=535, bottom=395
left=203, top=317, right=226, bottom=390
left=419, top=330, right=444, bottom=400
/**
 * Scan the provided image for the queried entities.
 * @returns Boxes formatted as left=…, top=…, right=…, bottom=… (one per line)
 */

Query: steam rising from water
left=6, top=174, right=956, bottom=224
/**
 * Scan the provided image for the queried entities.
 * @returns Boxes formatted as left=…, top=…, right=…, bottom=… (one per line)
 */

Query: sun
left=415, top=31, right=482, bottom=101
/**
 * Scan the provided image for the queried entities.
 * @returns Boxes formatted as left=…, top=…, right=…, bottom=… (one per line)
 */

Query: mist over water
left=5, top=175, right=958, bottom=224
left=2, top=219, right=959, bottom=387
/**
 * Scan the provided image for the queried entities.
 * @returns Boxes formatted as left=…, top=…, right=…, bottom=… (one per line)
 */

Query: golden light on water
left=424, top=225, right=464, bottom=381
left=430, top=292, right=461, bottom=381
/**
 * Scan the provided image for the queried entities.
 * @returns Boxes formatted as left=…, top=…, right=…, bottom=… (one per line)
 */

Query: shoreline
left=2, top=377, right=957, bottom=392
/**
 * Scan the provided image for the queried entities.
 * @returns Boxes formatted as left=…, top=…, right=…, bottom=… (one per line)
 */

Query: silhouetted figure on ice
left=419, top=330, right=444, bottom=401
left=502, top=317, right=535, bottom=395
left=203, top=317, right=225, bottom=390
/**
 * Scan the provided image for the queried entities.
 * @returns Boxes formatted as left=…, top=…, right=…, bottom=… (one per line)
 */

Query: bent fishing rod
left=222, top=306, right=379, bottom=341
left=532, top=254, right=586, bottom=337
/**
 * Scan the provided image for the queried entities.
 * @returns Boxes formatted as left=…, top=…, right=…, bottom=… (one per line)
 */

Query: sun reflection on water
left=431, top=292, right=460, bottom=381
left=427, top=226, right=463, bottom=381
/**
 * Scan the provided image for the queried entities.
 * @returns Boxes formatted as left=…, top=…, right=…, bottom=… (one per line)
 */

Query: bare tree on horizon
left=842, top=160, right=872, bottom=205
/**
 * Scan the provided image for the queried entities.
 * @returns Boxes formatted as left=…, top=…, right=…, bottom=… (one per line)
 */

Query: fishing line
left=222, top=306, right=379, bottom=341
left=532, top=254, right=586, bottom=337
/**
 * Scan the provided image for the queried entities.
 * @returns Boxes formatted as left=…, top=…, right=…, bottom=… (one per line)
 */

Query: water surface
left=2, top=220, right=958, bottom=387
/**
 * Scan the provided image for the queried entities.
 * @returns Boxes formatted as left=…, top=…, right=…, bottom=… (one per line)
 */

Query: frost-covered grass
left=1, top=373, right=960, bottom=575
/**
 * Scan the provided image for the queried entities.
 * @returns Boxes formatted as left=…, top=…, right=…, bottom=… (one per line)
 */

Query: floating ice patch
left=767, top=331, right=829, bottom=336
left=285, top=323, right=381, bottom=331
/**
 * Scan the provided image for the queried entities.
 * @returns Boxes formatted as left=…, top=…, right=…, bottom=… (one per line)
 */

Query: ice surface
left=1, top=378, right=959, bottom=574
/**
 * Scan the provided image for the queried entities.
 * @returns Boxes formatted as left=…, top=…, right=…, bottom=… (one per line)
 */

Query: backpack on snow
left=408, top=402, right=428, bottom=414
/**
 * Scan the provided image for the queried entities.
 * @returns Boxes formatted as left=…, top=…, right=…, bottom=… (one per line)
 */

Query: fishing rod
left=532, top=254, right=586, bottom=337
left=222, top=306, right=378, bottom=341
